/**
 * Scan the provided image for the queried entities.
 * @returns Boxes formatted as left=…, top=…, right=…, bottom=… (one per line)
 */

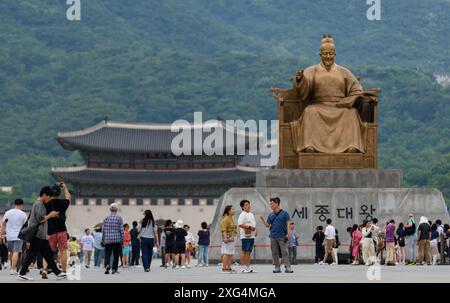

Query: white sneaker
left=242, top=268, right=252, bottom=273
left=56, top=272, right=67, bottom=280
left=186, top=264, right=191, bottom=268
left=176, top=265, right=181, bottom=269
left=331, top=262, right=337, bottom=266
left=181, top=265, right=186, bottom=269
left=18, top=275, right=34, bottom=281
left=10, top=270, right=18, bottom=275
left=319, top=261, right=324, bottom=265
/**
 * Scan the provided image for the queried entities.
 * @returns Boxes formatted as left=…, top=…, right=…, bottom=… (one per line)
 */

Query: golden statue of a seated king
left=271, top=35, right=380, bottom=169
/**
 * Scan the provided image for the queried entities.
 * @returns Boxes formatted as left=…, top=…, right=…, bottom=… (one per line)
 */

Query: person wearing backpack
left=404, top=214, right=417, bottom=265
left=396, top=222, right=406, bottom=264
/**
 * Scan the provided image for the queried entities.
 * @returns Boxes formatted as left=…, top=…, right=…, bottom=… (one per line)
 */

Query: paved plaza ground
left=1, top=264, right=449, bottom=283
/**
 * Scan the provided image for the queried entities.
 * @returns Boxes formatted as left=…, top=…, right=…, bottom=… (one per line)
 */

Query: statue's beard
left=322, top=59, right=334, bottom=69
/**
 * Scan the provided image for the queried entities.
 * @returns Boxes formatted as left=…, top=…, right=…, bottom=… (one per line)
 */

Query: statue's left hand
left=295, top=70, right=304, bottom=82
left=270, top=88, right=285, bottom=102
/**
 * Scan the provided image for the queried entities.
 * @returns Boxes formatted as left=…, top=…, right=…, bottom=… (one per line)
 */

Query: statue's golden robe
left=290, top=63, right=367, bottom=153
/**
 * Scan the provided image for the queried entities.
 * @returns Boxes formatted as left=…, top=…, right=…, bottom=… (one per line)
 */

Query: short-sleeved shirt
left=102, top=212, right=123, bottom=244
left=220, top=216, right=237, bottom=240
left=130, top=228, right=140, bottom=246
left=164, top=228, right=176, bottom=246
left=92, top=231, right=103, bottom=250
left=185, top=232, right=194, bottom=244
left=29, top=200, right=48, bottom=240
left=418, top=223, right=431, bottom=241
left=267, top=210, right=290, bottom=239
left=324, top=225, right=336, bottom=240
left=237, top=211, right=256, bottom=239
left=197, top=230, right=210, bottom=246
left=69, top=241, right=79, bottom=254
left=3, top=208, right=27, bottom=241
left=385, top=223, right=395, bottom=243
left=140, top=222, right=155, bottom=239
left=175, top=228, right=187, bottom=245
left=81, top=234, right=94, bottom=251
left=46, top=199, right=70, bottom=235
left=288, top=229, right=298, bottom=247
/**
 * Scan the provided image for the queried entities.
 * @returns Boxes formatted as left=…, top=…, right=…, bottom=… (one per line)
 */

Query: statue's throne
left=271, top=87, right=381, bottom=169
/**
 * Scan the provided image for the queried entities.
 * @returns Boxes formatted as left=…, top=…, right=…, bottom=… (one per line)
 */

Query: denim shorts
left=241, top=238, right=255, bottom=253
left=7, top=240, right=23, bottom=253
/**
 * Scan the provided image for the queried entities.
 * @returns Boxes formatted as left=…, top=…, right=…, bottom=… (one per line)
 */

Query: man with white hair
left=417, top=216, right=431, bottom=265
left=102, top=203, right=123, bottom=274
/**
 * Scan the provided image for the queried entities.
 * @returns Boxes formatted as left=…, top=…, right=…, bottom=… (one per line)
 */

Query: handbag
left=18, top=214, right=40, bottom=243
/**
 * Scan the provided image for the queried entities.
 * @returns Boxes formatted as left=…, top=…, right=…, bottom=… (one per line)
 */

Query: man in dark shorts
left=164, top=220, right=176, bottom=268
left=174, top=220, right=187, bottom=269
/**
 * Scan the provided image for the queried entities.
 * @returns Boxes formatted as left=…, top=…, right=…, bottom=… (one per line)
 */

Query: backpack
left=404, top=222, right=416, bottom=236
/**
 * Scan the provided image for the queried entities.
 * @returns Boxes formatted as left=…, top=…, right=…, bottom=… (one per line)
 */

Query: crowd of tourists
left=1, top=189, right=450, bottom=280
left=0, top=185, right=212, bottom=280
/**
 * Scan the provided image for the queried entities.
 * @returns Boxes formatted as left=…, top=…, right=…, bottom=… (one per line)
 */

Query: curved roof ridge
left=52, top=166, right=250, bottom=173
left=58, top=120, right=263, bottom=138
left=51, top=165, right=88, bottom=172
left=235, top=165, right=262, bottom=172
left=57, top=121, right=107, bottom=138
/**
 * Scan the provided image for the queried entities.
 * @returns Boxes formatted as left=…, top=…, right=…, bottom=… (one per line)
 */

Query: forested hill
left=0, top=0, right=449, bottom=201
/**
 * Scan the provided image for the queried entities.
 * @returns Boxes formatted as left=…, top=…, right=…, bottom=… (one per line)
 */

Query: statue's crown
left=321, top=34, right=335, bottom=48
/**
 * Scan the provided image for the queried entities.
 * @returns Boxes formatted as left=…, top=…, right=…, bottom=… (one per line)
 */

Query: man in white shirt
left=322, top=219, right=337, bottom=265
left=0, top=199, right=27, bottom=275
left=238, top=200, right=257, bottom=273
left=80, top=228, right=95, bottom=268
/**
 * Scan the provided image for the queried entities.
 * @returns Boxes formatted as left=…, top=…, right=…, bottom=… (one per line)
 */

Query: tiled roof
left=57, top=120, right=261, bottom=153
left=51, top=166, right=257, bottom=185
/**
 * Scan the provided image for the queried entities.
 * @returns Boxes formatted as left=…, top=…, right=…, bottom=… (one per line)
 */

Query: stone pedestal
left=209, top=170, right=449, bottom=262
left=256, top=169, right=402, bottom=188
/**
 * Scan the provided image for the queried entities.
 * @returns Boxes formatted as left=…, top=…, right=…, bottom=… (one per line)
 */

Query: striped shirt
left=102, top=212, right=123, bottom=244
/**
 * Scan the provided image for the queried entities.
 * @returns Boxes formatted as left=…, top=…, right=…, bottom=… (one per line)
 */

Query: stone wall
left=209, top=186, right=449, bottom=262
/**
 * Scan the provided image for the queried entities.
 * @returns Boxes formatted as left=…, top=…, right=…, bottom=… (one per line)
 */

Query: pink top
left=351, top=230, right=362, bottom=257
